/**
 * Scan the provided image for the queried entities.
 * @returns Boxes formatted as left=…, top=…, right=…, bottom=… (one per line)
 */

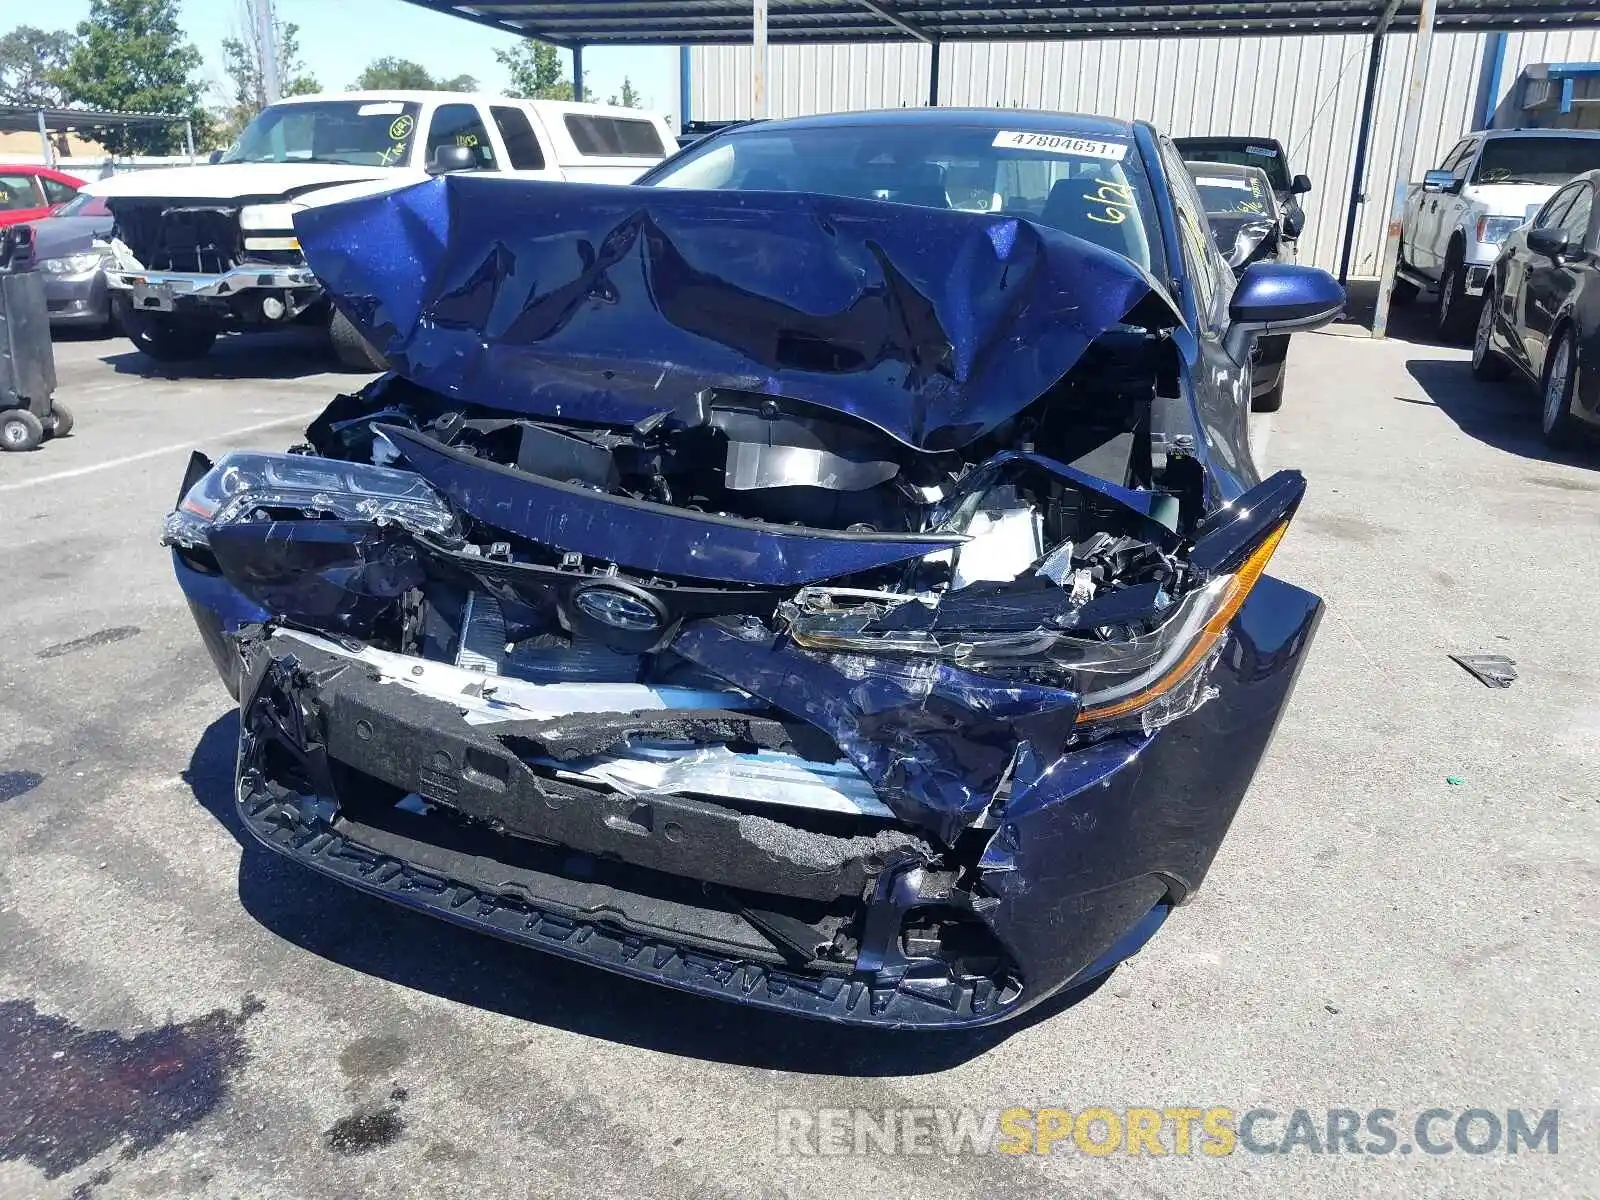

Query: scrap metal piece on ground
left=1450, top=654, right=1517, bottom=689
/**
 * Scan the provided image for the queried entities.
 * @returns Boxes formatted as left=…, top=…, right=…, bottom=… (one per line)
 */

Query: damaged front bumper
left=186, top=550, right=1319, bottom=1027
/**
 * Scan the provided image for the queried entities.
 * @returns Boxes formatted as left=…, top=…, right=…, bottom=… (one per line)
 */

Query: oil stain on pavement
left=0, top=771, right=42, bottom=803
left=0, top=995, right=263, bottom=1178
left=324, top=1101, right=408, bottom=1156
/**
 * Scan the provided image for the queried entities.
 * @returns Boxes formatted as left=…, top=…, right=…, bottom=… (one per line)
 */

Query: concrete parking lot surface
left=1, top=321, right=1596, bottom=1199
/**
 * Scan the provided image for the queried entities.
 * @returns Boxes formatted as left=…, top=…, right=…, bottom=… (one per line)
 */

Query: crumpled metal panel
left=294, top=175, right=1178, bottom=451
left=673, top=618, right=1080, bottom=844
left=380, top=424, right=965, bottom=587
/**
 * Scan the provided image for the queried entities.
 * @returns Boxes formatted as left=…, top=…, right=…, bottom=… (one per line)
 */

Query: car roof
left=0, top=163, right=83, bottom=183
left=732, top=107, right=1137, bottom=138
left=1174, top=135, right=1286, bottom=151
left=1184, top=160, right=1269, bottom=180
left=274, top=91, right=660, bottom=120
left=1479, top=128, right=1600, bottom=141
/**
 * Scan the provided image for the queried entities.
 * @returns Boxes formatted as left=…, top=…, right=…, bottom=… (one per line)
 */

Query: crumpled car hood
left=294, top=175, right=1180, bottom=452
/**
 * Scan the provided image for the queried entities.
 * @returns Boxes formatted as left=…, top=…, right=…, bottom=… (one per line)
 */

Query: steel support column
left=572, top=44, right=584, bottom=100
left=680, top=44, right=692, bottom=129
left=254, top=0, right=280, bottom=104
left=1372, top=0, right=1438, bottom=340
left=928, top=41, right=941, bottom=106
left=1336, top=1, right=1398, bottom=285
left=752, top=0, right=768, bottom=117
left=36, top=108, right=51, bottom=167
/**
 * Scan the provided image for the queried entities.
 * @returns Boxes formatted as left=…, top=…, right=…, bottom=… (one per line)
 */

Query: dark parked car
left=1174, top=136, right=1311, bottom=246
left=1474, top=168, right=1599, bottom=448
left=165, top=109, right=1342, bottom=1028
left=32, top=192, right=116, bottom=333
left=1188, top=160, right=1299, bottom=411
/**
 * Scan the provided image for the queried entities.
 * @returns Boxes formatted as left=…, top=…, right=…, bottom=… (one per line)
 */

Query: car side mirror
left=427, top=144, right=478, bottom=175
left=1283, top=209, right=1305, bottom=239
left=1422, top=169, right=1459, bottom=195
left=1291, top=174, right=1313, bottom=195
left=1223, top=263, right=1345, bottom=363
left=1526, top=226, right=1571, bottom=262
left=207, top=149, right=223, bottom=165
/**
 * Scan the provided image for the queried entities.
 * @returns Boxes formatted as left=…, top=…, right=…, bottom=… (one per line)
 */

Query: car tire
left=1541, top=328, right=1583, bottom=449
left=1435, top=256, right=1474, bottom=342
left=1471, top=292, right=1508, bottom=382
left=328, top=308, right=388, bottom=372
left=125, top=313, right=218, bottom=362
left=1, top=408, right=45, bottom=452
left=44, top=402, right=74, bottom=439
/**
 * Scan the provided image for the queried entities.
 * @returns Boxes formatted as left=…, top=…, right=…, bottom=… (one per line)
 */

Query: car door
left=1407, top=141, right=1462, bottom=274
left=487, top=104, right=563, bottom=181
left=1505, top=184, right=1576, bottom=364
left=0, top=171, right=48, bottom=227
left=1431, top=136, right=1481, bottom=273
left=1525, top=181, right=1593, bottom=379
left=420, top=101, right=504, bottom=174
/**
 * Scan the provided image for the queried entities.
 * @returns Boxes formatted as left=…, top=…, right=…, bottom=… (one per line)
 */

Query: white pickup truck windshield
left=219, top=101, right=424, bottom=168
left=1473, top=137, right=1600, bottom=186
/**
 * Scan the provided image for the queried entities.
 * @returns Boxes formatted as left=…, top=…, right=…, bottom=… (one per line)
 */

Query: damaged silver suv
left=165, top=109, right=1343, bottom=1028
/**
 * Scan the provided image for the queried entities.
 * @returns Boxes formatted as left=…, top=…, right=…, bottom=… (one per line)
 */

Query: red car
left=0, top=165, right=84, bottom=227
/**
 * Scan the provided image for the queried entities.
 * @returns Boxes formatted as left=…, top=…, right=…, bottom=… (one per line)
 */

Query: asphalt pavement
left=1, top=316, right=1596, bottom=1200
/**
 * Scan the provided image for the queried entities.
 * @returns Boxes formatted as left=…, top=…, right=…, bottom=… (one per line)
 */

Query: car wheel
left=125, top=313, right=218, bottom=362
left=1540, top=329, right=1583, bottom=448
left=1471, top=292, right=1508, bottom=382
left=1436, top=257, right=1474, bottom=342
left=328, top=308, right=388, bottom=372
left=1, top=408, right=45, bottom=452
left=44, top=402, right=74, bottom=439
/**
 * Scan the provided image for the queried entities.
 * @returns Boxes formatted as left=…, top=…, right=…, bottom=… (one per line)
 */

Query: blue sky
left=34, top=1, right=681, bottom=121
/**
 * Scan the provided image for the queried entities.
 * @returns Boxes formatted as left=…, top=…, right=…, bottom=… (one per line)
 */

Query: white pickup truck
left=87, top=91, right=675, bottom=368
left=1393, top=128, right=1600, bottom=340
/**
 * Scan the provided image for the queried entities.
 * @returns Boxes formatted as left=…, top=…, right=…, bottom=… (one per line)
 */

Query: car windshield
left=51, top=193, right=110, bottom=218
left=1190, top=168, right=1275, bottom=217
left=646, top=122, right=1164, bottom=274
left=1473, top=137, right=1600, bottom=185
left=218, top=100, right=423, bottom=167
left=1176, top=142, right=1291, bottom=191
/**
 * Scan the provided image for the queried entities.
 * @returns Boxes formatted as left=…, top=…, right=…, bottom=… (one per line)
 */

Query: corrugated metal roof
left=401, top=1, right=1600, bottom=46
left=0, top=105, right=187, bottom=133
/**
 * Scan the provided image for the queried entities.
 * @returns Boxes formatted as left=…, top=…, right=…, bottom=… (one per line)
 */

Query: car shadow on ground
left=1405, top=357, right=1598, bottom=471
left=184, top=712, right=1101, bottom=1072
left=99, top=328, right=358, bottom=382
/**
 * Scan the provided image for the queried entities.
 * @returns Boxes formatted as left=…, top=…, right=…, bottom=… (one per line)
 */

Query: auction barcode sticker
left=992, top=130, right=1129, bottom=160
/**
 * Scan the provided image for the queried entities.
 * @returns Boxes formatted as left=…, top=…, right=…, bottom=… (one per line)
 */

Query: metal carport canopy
left=403, top=0, right=1600, bottom=338
left=403, top=1, right=1597, bottom=43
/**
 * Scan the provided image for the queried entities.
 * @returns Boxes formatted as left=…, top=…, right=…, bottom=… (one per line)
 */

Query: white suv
left=88, top=91, right=675, bottom=369
left=1393, top=128, right=1600, bottom=340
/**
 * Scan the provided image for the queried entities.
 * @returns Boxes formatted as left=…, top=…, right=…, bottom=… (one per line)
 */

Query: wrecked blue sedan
left=164, top=110, right=1342, bottom=1028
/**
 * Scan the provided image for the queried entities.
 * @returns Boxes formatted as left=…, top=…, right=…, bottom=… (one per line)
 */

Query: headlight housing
left=163, top=451, right=460, bottom=549
left=784, top=523, right=1287, bottom=736
left=1475, top=215, right=1523, bottom=245
left=40, top=251, right=107, bottom=275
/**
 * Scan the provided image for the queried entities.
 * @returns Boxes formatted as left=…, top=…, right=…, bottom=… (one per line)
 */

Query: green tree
left=495, top=38, right=589, bottom=101
left=219, top=19, right=319, bottom=144
left=54, top=0, right=209, bottom=155
left=350, top=57, right=476, bottom=92
left=0, top=25, right=75, bottom=107
left=606, top=77, right=641, bottom=108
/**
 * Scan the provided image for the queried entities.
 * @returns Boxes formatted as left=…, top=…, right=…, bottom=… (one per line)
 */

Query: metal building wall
left=690, top=26, right=1600, bottom=276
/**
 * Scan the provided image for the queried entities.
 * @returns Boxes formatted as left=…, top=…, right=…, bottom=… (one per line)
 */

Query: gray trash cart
left=1, top=224, right=69, bottom=452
